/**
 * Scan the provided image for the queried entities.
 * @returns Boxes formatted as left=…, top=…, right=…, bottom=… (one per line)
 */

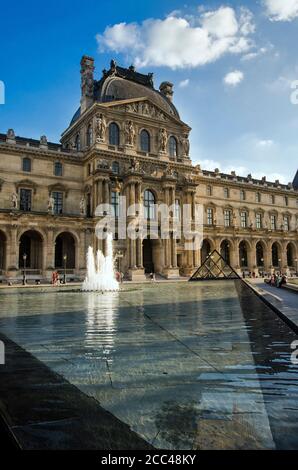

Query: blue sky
left=0, top=0, right=298, bottom=183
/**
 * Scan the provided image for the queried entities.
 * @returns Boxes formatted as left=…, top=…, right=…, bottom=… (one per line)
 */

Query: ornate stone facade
left=0, top=57, right=297, bottom=282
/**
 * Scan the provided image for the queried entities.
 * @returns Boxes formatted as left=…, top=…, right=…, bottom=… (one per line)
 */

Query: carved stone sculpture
left=180, top=134, right=190, bottom=156
left=159, top=128, right=167, bottom=153
left=11, top=192, right=18, bottom=209
left=95, top=113, right=106, bottom=143
left=47, top=195, right=55, bottom=214
left=80, top=196, right=86, bottom=215
left=125, top=120, right=135, bottom=146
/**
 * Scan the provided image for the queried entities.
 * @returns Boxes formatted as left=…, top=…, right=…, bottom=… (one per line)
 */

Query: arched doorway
left=272, top=242, right=280, bottom=268
left=287, top=243, right=295, bottom=267
left=19, top=230, right=43, bottom=270
left=143, top=237, right=154, bottom=273
left=256, top=242, right=264, bottom=267
left=55, top=232, right=76, bottom=269
left=220, top=240, right=230, bottom=264
left=201, top=240, right=211, bottom=263
left=0, top=230, right=6, bottom=272
left=239, top=241, right=248, bottom=268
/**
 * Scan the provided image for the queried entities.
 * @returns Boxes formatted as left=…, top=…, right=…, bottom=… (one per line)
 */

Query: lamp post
left=22, top=253, right=27, bottom=286
left=63, top=254, right=67, bottom=284
left=278, top=258, right=281, bottom=273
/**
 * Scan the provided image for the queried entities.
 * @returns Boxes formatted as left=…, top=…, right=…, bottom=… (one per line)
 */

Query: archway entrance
left=19, top=230, right=43, bottom=270
left=201, top=240, right=211, bottom=263
left=239, top=241, right=248, bottom=268
left=55, top=232, right=76, bottom=269
left=256, top=242, right=264, bottom=267
left=220, top=240, right=230, bottom=264
left=0, top=230, right=6, bottom=272
left=287, top=243, right=294, bottom=267
left=142, top=238, right=154, bottom=273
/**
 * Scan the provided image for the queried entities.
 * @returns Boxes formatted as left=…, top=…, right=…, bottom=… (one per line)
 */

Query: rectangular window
left=52, top=191, right=63, bottom=215
left=206, top=185, right=212, bottom=196
left=270, top=214, right=276, bottom=230
left=224, top=188, right=229, bottom=198
left=256, top=192, right=261, bottom=203
left=284, top=216, right=289, bottom=231
left=256, top=213, right=262, bottom=229
left=224, top=210, right=231, bottom=227
left=240, top=190, right=245, bottom=201
left=240, top=211, right=247, bottom=228
left=111, top=191, right=119, bottom=217
left=19, top=188, right=32, bottom=211
left=207, top=208, right=213, bottom=225
left=270, top=194, right=275, bottom=204
left=22, top=158, right=31, bottom=172
left=284, top=196, right=288, bottom=206
left=54, top=161, right=63, bottom=176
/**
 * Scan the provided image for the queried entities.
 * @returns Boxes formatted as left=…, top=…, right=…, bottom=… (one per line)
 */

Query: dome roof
left=69, top=61, right=180, bottom=126
left=98, top=76, right=179, bottom=118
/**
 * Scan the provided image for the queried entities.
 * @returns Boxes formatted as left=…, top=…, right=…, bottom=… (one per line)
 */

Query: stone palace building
left=0, top=56, right=297, bottom=282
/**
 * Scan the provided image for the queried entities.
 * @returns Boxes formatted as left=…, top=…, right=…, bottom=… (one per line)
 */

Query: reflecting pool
left=0, top=280, right=298, bottom=449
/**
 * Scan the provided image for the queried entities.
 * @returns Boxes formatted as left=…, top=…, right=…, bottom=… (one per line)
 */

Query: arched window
left=140, top=130, right=150, bottom=152
left=22, top=157, right=31, bottom=172
left=112, top=161, right=120, bottom=174
left=109, top=123, right=120, bottom=146
left=54, top=161, right=63, bottom=177
left=239, top=241, right=248, bottom=267
left=75, top=133, right=81, bottom=151
left=144, top=190, right=155, bottom=220
left=272, top=242, right=279, bottom=267
left=86, top=124, right=93, bottom=146
left=169, top=136, right=177, bottom=158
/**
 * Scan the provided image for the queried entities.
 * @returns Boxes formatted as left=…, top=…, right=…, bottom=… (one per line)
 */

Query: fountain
left=82, top=233, right=119, bottom=292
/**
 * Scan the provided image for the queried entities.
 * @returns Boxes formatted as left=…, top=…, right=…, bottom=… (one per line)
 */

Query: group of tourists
left=267, top=273, right=287, bottom=288
left=51, top=271, right=60, bottom=286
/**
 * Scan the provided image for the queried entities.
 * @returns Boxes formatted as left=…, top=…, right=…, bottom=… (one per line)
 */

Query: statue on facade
left=79, top=196, right=86, bottom=215
left=159, top=128, right=167, bottom=153
left=180, top=133, right=190, bottom=156
left=11, top=192, right=18, bottom=209
left=95, top=113, right=106, bottom=143
left=7, top=129, right=15, bottom=140
left=129, top=157, right=140, bottom=172
left=125, top=120, right=135, bottom=146
left=47, top=195, right=55, bottom=214
left=40, top=135, right=48, bottom=146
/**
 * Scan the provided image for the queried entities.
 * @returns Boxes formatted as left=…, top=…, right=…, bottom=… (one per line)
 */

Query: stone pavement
left=247, top=278, right=298, bottom=332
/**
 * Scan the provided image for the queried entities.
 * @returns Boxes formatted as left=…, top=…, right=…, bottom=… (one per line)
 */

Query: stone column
left=9, top=225, right=18, bottom=271
left=171, top=232, right=177, bottom=268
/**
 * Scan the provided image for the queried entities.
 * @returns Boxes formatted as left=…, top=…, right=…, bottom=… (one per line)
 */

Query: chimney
left=159, top=81, right=174, bottom=102
left=80, top=56, right=95, bottom=113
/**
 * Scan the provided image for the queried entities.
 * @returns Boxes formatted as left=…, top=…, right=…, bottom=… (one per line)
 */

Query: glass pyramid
left=189, top=249, right=240, bottom=281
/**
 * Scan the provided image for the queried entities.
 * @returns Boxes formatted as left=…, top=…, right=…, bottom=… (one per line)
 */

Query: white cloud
left=96, top=6, right=255, bottom=69
left=223, top=70, right=244, bottom=86
left=257, top=139, right=274, bottom=147
left=178, top=79, right=190, bottom=88
left=264, top=0, right=298, bottom=21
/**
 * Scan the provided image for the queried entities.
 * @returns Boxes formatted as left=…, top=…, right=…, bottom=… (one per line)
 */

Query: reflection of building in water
left=86, top=293, right=118, bottom=356
left=0, top=57, right=297, bottom=282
